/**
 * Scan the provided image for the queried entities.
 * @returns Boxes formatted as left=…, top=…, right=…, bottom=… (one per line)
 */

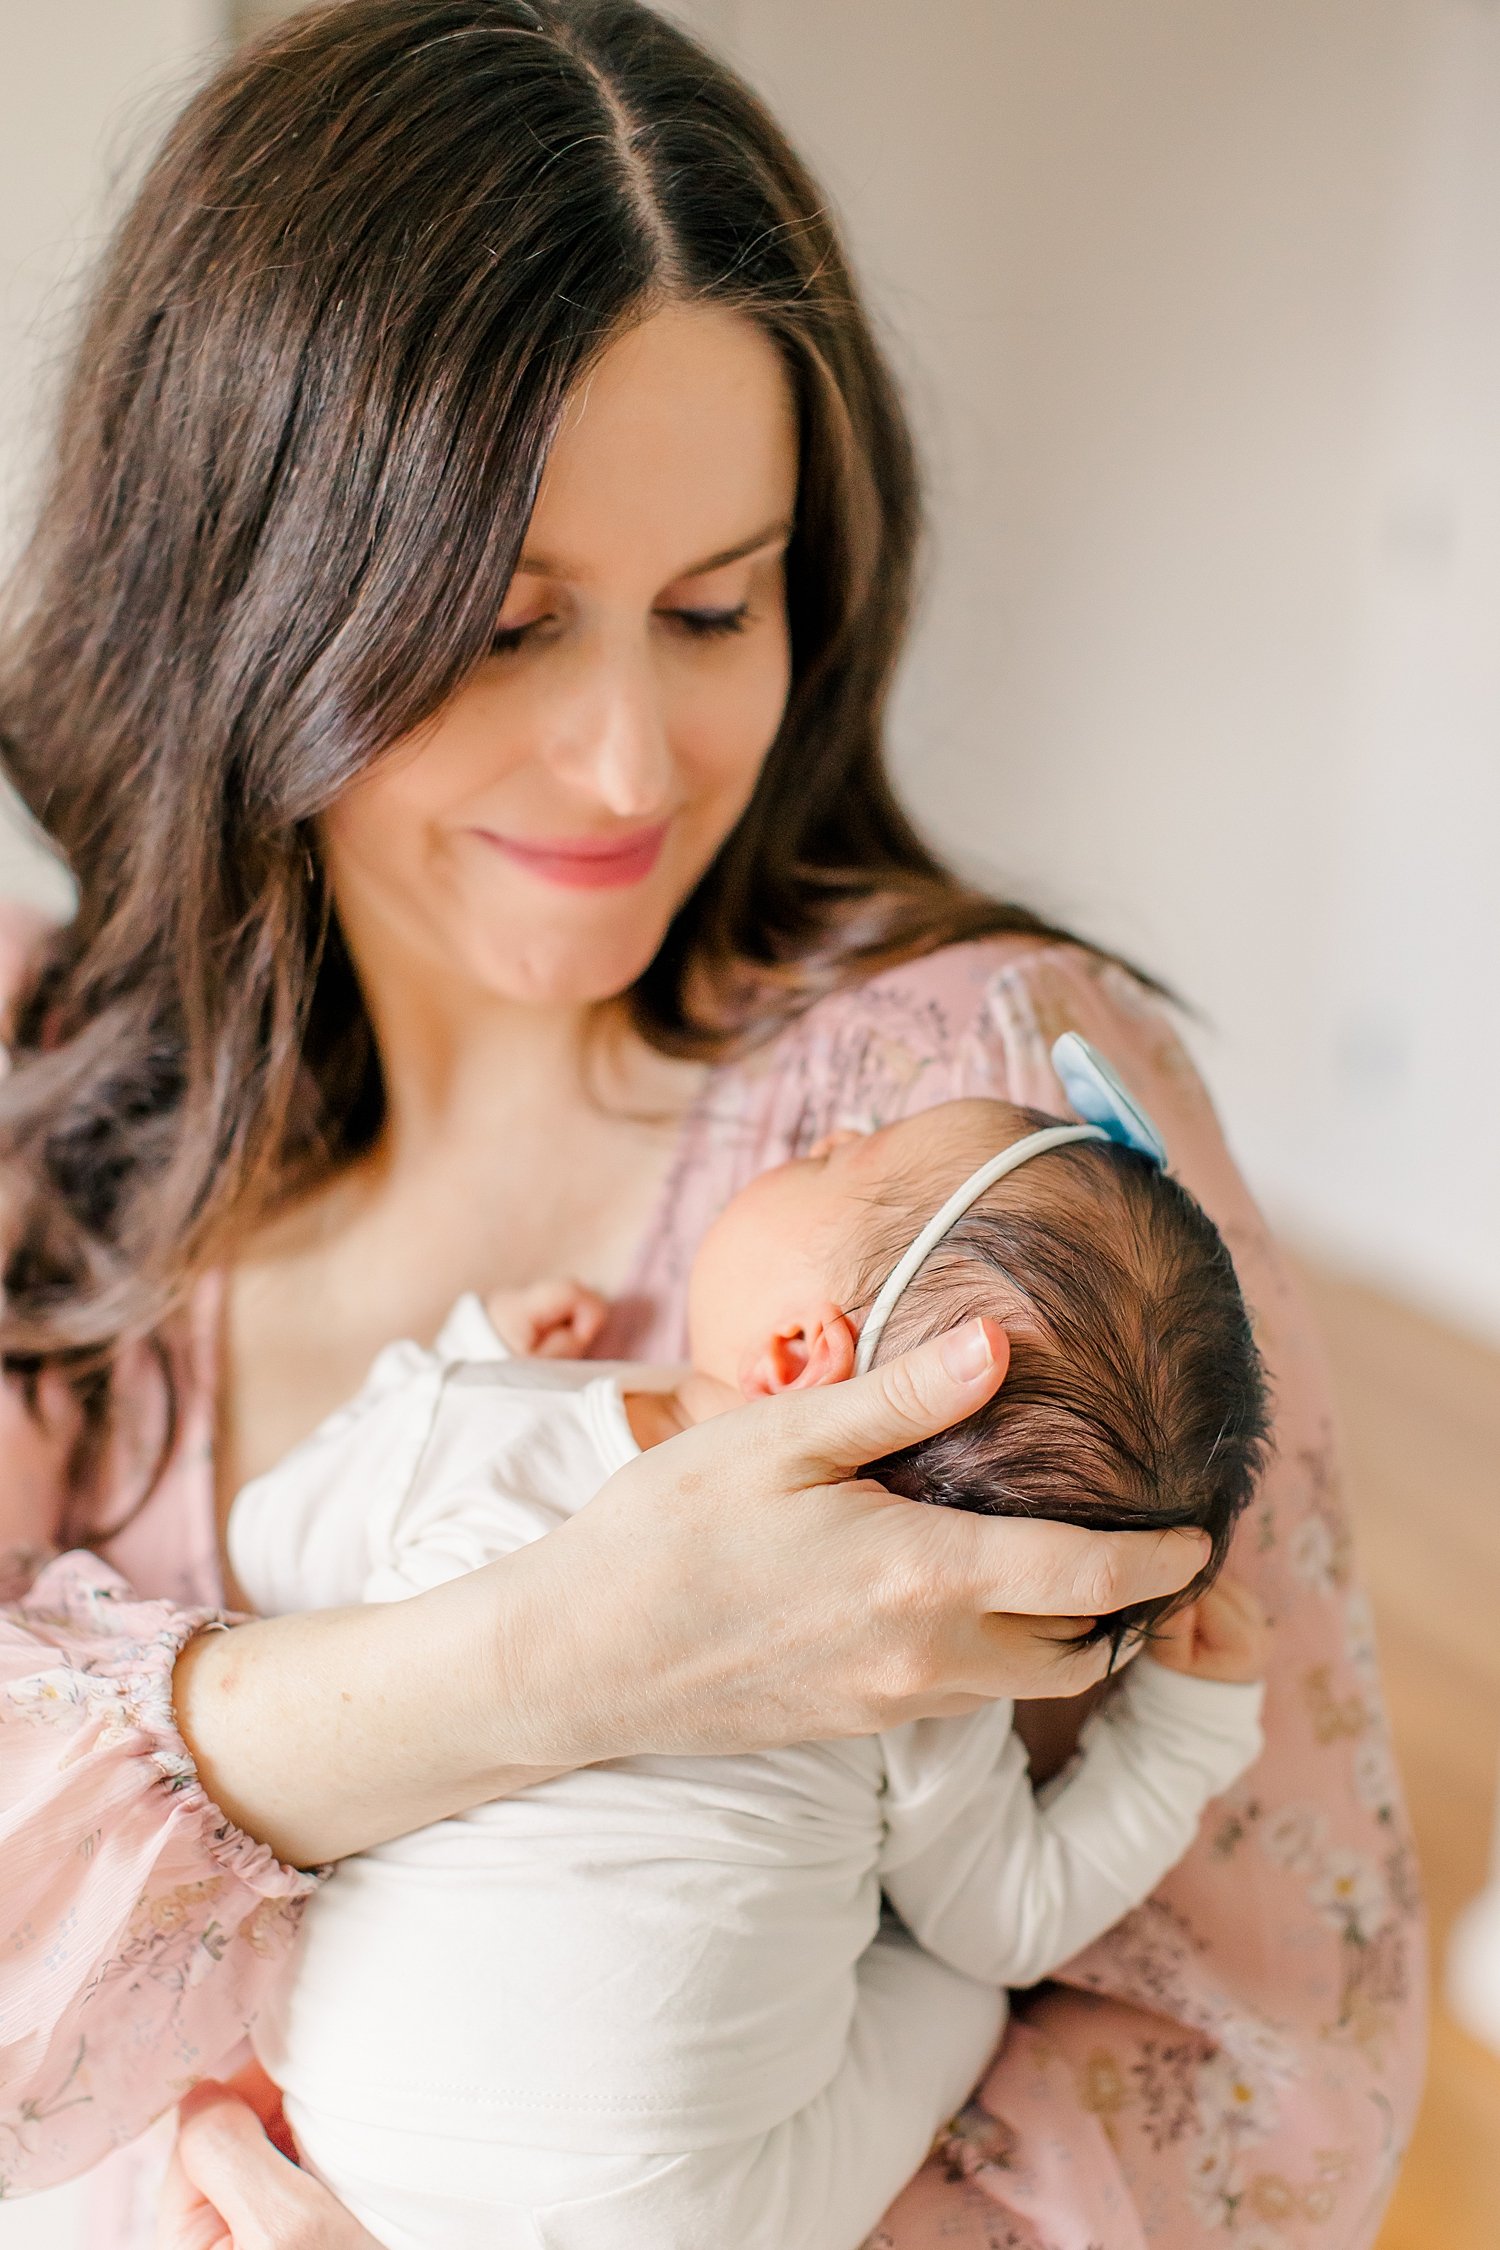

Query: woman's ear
left=739, top=1303, right=857, bottom=1399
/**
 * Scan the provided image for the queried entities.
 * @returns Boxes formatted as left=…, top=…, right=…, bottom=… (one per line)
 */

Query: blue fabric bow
left=1051, top=1033, right=1168, bottom=1168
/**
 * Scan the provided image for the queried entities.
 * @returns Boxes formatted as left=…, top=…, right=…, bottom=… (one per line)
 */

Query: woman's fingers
left=762, top=1317, right=1010, bottom=1476
left=216, top=2054, right=300, bottom=2161
left=954, top=1509, right=1210, bottom=1621
left=155, top=2142, right=230, bottom=2250
left=166, top=2085, right=379, bottom=2249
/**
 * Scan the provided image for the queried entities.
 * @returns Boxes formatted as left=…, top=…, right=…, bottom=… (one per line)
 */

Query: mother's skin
left=171, top=306, right=1195, bottom=1871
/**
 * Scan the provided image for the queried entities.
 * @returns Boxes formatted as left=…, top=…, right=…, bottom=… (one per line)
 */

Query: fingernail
left=940, top=1318, right=995, bottom=1382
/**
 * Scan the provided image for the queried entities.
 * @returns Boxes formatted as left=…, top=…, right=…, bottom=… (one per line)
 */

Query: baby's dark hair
left=854, top=1104, right=1270, bottom=1654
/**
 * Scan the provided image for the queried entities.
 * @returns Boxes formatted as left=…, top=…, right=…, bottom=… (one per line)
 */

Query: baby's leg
left=722, top=1923, right=1006, bottom=2250
left=288, top=1928, right=1004, bottom=2250
left=529, top=1925, right=1005, bottom=2250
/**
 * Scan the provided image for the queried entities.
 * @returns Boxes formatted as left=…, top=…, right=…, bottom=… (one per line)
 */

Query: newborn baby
left=230, top=1055, right=1270, bottom=2250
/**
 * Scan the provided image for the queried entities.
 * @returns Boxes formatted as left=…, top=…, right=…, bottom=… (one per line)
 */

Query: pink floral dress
left=0, top=933, right=1426, bottom=2249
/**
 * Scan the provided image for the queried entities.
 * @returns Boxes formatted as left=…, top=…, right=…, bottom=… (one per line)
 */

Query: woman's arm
left=174, top=1317, right=1209, bottom=1866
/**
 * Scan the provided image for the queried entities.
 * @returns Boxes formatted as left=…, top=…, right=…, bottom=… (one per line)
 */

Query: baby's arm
left=881, top=1581, right=1266, bottom=1992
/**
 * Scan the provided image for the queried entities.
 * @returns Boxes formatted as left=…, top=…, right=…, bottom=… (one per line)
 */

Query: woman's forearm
left=172, top=1565, right=569, bottom=1868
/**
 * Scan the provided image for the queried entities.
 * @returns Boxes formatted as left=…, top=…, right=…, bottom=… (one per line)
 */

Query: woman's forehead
left=523, top=303, right=799, bottom=584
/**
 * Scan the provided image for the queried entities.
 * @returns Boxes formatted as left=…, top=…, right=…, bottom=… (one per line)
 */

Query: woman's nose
left=544, top=642, right=675, bottom=819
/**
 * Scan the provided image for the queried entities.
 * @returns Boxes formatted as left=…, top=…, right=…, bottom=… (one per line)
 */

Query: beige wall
left=3, top=0, right=1499, bottom=1335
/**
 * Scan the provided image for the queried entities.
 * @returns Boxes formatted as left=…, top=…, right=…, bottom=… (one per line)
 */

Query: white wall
left=1314, top=12, right=1500, bottom=1335
left=670, top=0, right=1500, bottom=1341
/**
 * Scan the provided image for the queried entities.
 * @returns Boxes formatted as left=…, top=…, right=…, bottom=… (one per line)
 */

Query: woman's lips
left=475, top=821, right=671, bottom=891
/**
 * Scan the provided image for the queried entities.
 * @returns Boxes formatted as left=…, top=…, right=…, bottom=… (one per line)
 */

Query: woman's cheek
left=678, top=642, right=790, bottom=824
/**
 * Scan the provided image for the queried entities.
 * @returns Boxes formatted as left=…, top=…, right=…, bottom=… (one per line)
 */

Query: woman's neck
left=344, top=912, right=698, bottom=1169
left=265, top=936, right=706, bottom=1299
left=371, top=976, right=606, bottom=1181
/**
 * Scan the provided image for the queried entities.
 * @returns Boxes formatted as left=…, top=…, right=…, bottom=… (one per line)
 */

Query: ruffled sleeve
left=0, top=1557, right=317, bottom=2198
left=0, top=903, right=318, bottom=2195
left=747, top=937, right=1427, bottom=2248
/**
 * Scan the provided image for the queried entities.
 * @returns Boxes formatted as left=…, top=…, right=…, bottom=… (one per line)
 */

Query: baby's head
left=687, top=1097, right=1270, bottom=1645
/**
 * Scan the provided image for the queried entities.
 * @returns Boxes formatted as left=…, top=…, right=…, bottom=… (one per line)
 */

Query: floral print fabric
left=0, top=935, right=1424, bottom=2245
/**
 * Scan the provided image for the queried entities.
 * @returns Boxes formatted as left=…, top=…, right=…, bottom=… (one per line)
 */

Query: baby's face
left=686, top=1098, right=1033, bottom=1389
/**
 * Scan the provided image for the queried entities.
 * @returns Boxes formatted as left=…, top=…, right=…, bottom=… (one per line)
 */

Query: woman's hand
left=477, top=1316, right=1211, bottom=1758
left=155, top=2081, right=379, bottom=2250
left=175, top=1317, right=1207, bottom=1866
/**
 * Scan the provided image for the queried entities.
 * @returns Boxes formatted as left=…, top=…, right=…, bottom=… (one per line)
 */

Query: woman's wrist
left=172, top=1566, right=574, bottom=1870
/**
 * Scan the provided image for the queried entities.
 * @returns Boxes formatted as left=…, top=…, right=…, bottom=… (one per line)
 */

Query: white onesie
left=229, top=1297, right=1264, bottom=2250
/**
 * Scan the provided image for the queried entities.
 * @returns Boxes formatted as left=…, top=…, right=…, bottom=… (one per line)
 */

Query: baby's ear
left=739, top=1304, right=857, bottom=1399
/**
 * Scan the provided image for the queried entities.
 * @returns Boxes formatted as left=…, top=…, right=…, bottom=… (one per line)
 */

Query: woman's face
left=322, top=302, right=799, bottom=1012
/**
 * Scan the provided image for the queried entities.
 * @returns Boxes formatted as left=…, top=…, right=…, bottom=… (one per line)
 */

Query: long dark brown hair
left=0, top=0, right=1088, bottom=1502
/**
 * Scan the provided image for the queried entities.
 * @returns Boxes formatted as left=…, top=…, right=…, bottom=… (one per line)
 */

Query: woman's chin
left=467, top=925, right=671, bottom=1011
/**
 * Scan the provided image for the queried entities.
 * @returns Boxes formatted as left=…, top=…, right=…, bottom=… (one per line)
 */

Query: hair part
left=855, top=1123, right=1271, bottom=1655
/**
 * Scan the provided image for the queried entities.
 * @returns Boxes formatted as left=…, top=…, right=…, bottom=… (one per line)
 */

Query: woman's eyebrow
left=514, top=518, right=794, bottom=581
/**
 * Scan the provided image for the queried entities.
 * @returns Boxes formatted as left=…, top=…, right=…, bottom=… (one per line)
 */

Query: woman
left=0, top=4, right=1423, bottom=2245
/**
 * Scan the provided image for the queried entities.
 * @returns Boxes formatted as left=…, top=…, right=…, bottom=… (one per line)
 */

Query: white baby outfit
left=229, top=1297, right=1264, bottom=2250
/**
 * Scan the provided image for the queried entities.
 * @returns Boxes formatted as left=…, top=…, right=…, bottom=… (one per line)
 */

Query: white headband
left=852, top=1033, right=1168, bottom=1378
left=853, top=1123, right=1107, bottom=1374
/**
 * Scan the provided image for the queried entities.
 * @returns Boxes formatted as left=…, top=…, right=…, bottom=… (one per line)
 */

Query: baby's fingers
left=1185, top=1575, right=1269, bottom=1681
left=1200, top=1575, right=1267, bottom=1643
left=1144, top=1599, right=1197, bottom=1667
left=490, top=1278, right=610, bottom=1358
left=531, top=1283, right=609, bottom=1357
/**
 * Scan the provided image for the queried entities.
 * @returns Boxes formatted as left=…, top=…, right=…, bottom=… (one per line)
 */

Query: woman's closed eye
left=491, top=614, right=559, bottom=655
left=667, top=602, right=752, bottom=640
left=491, top=602, right=753, bottom=656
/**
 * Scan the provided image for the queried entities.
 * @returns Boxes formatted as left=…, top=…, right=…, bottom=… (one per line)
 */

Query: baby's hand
left=1148, top=1575, right=1268, bottom=1685
left=485, top=1278, right=609, bottom=1360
